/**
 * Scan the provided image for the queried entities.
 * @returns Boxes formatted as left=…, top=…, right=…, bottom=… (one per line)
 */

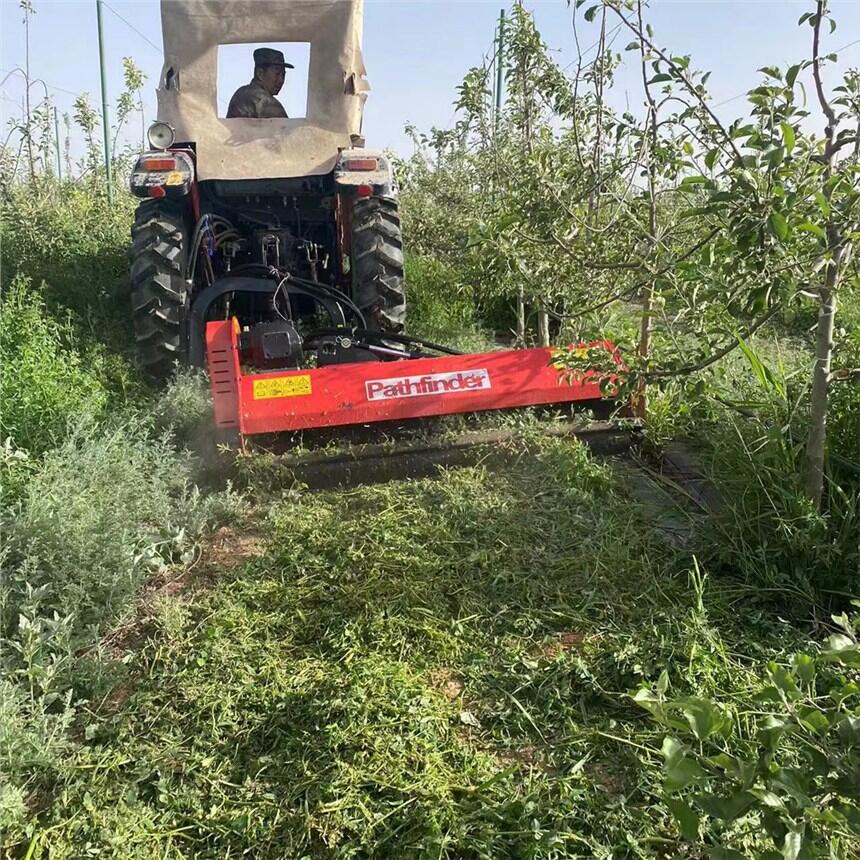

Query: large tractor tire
left=351, top=196, right=406, bottom=332
left=129, top=199, right=189, bottom=379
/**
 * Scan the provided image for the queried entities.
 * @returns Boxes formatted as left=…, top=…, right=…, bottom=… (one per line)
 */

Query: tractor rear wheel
left=129, top=199, right=190, bottom=379
left=351, top=196, right=406, bottom=332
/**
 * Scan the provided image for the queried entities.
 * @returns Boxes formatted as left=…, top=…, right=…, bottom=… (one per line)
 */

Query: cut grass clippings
left=23, top=437, right=811, bottom=858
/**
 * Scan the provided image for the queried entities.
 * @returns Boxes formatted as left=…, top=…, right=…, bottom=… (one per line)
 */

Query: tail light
left=130, top=150, right=194, bottom=198
left=139, top=157, right=176, bottom=171
left=342, top=157, right=378, bottom=171
left=334, top=150, right=393, bottom=198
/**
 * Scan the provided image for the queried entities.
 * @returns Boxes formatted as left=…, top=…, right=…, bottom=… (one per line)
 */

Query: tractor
left=128, top=0, right=405, bottom=379
left=128, top=0, right=618, bottom=449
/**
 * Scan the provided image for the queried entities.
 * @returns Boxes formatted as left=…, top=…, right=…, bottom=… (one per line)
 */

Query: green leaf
left=758, top=715, right=789, bottom=752
left=786, top=64, right=802, bottom=88
left=821, top=633, right=860, bottom=667
left=625, top=41, right=640, bottom=51
left=649, top=73, right=673, bottom=84
left=747, top=284, right=769, bottom=314
left=666, top=797, right=699, bottom=839
left=632, top=687, right=663, bottom=720
left=792, top=652, right=815, bottom=686
left=768, top=211, right=789, bottom=241
left=796, top=222, right=825, bottom=239
left=680, top=175, right=710, bottom=189
left=773, top=767, right=813, bottom=807
left=838, top=714, right=860, bottom=747
left=831, top=611, right=855, bottom=636
left=676, top=697, right=728, bottom=741
left=768, top=663, right=801, bottom=700
left=583, top=4, right=599, bottom=22
left=494, top=213, right=521, bottom=230
left=707, top=753, right=756, bottom=787
left=780, top=122, right=796, bottom=153
left=782, top=825, right=804, bottom=860
left=759, top=65, right=783, bottom=80
left=737, top=335, right=786, bottom=399
left=704, top=148, right=720, bottom=170
left=657, top=669, right=669, bottom=696
left=797, top=706, right=831, bottom=734
left=767, top=147, right=785, bottom=169
left=662, top=736, right=707, bottom=792
left=749, top=788, right=786, bottom=810
left=696, top=791, right=756, bottom=822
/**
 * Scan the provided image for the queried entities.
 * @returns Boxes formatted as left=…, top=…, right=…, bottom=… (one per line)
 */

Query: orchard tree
left=572, top=0, right=859, bottom=507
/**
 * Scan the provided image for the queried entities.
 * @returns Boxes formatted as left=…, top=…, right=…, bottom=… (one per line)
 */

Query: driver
left=226, top=48, right=293, bottom=119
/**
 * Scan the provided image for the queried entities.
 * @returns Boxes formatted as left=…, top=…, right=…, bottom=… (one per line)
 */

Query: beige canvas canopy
left=157, top=0, right=368, bottom=180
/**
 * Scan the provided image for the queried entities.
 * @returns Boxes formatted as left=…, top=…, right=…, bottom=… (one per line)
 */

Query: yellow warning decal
left=165, top=171, right=185, bottom=186
left=252, top=375, right=312, bottom=400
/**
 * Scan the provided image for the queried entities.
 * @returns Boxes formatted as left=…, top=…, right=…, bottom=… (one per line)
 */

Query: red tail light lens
left=343, top=158, right=378, bottom=171
left=140, top=157, right=176, bottom=171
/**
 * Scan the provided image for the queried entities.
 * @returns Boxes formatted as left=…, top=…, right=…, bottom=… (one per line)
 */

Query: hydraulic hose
left=303, top=328, right=464, bottom=357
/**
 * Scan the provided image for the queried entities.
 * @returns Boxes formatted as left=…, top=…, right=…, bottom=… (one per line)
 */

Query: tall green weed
left=0, top=277, right=111, bottom=456
left=1, top=183, right=136, bottom=354
left=697, top=339, right=858, bottom=608
left=0, top=181, right=250, bottom=846
left=406, top=254, right=493, bottom=352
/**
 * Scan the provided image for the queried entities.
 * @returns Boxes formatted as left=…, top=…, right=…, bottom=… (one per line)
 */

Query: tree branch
left=812, top=1, right=838, bottom=143
left=646, top=302, right=784, bottom=379
left=829, top=367, right=860, bottom=383
left=604, top=0, right=746, bottom=168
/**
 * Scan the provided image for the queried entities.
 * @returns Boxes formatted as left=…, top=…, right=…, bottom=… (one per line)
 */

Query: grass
left=17, top=437, right=819, bottom=858
left=1, top=182, right=857, bottom=858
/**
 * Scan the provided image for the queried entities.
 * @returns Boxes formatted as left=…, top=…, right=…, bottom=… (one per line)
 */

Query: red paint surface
left=206, top=320, right=617, bottom=440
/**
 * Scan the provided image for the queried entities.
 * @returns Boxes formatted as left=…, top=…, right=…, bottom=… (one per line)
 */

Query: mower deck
left=206, top=320, right=618, bottom=447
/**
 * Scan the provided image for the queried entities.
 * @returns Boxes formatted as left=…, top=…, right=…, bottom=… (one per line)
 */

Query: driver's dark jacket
left=226, top=80, right=288, bottom=119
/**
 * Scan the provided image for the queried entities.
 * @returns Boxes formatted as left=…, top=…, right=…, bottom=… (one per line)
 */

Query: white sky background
left=1, top=0, right=859, bottom=171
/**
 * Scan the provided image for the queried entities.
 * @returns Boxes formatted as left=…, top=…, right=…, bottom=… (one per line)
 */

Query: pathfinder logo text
left=365, top=369, right=491, bottom=401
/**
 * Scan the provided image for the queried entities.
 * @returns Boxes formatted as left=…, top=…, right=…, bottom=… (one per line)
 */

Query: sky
left=2, top=0, right=859, bottom=166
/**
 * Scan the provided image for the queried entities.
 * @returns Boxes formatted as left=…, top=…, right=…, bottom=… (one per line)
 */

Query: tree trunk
left=633, top=284, right=654, bottom=418
left=538, top=305, right=550, bottom=347
left=632, top=0, right=658, bottom=420
left=804, top=246, right=841, bottom=505
left=517, top=286, right=526, bottom=345
left=587, top=8, right=606, bottom=230
left=804, top=0, right=844, bottom=509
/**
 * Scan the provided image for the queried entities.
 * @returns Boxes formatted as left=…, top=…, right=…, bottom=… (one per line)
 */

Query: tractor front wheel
left=129, top=198, right=190, bottom=379
left=350, top=196, right=406, bottom=332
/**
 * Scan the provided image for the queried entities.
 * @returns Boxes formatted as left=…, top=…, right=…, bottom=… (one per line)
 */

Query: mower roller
left=129, top=0, right=624, bottom=465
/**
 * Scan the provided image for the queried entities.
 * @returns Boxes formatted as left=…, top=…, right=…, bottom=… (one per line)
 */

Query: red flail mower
left=205, top=318, right=621, bottom=449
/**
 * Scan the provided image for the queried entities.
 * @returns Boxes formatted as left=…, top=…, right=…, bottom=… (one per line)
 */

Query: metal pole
left=494, top=9, right=505, bottom=135
left=53, top=107, right=62, bottom=180
left=96, top=0, right=113, bottom=203
left=493, top=9, right=524, bottom=344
